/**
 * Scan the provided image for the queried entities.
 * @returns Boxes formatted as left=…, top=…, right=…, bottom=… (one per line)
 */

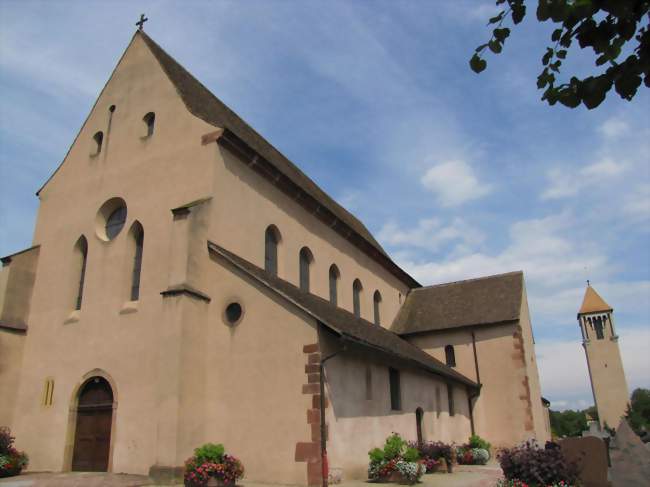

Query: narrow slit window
left=365, top=365, right=372, bottom=400
left=329, top=264, right=339, bottom=306
left=74, top=236, right=88, bottom=310
left=353, top=279, right=363, bottom=318
left=595, top=316, right=605, bottom=339
left=92, top=131, right=103, bottom=155
left=143, top=112, right=155, bottom=137
left=389, top=367, right=401, bottom=410
left=445, top=345, right=456, bottom=367
left=299, top=247, right=313, bottom=292
left=42, top=378, right=55, bottom=407
left=373, top=290, right=382, bottom=326
left=447, top=383, right=455, bottom=416
left=130, top=223, right=144, bottom=301
left=264, top=226, right=280, bottom=276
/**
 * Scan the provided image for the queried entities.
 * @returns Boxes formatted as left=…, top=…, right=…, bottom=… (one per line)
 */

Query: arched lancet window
left=143, top=112, right=155, bottom=137
left=445, top=345, right=456, bottom=367
left=373, top=290, right=382, bottom=326
left=92, top=131, right=103, bottom=155
left=264, top=225, right=280, bottom=276
left=129, top=222, right=144, bottom=301
left=74, top=236, right=88, bottom=310
left=353, top=279, right=363, bottom=318
left=329, top=264, right=340, bottom=306
left=594, top=316, right=605, bottom=340
left=299, top=247, right=313, bottom=292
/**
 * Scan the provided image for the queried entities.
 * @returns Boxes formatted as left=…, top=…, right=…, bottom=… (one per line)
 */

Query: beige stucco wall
left=320, top=334, right=471, bottom=480
left=407, top=307, right=549, bottom=448
left=0, top=329, right=26, bottom=428
left=581, top=312, right=629, bottom=429
left=210, top=146, right=410, bottom=328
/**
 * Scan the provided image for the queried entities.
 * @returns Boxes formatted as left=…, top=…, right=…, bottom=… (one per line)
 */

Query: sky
left=0, top=1, right=648, bottom=412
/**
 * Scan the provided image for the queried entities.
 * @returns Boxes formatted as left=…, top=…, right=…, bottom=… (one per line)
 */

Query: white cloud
left=378, top=217, right=485, bottom=254
left=623, top=183, right=650, bottom=222
left=536, top=326, right=650, bottom=411
left=396, top=212, right=608, bottom=289
left=542, top=158, right=626, bottom=200
left=598, top=117, right=629, bottom=139
left=421, top=159, right=492, bottom=207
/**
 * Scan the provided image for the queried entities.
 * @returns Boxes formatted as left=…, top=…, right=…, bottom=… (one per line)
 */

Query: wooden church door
left=71, top=377, right=114, bottom=471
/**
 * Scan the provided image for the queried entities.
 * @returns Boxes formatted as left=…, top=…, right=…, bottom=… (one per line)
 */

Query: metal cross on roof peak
left=136, top=14, right=148, bottom=31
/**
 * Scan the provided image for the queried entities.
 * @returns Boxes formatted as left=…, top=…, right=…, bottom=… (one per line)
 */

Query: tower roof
left=578, top=285, right=612, bottom=314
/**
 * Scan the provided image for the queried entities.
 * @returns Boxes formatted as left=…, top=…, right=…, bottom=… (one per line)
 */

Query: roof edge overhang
left=1, top=245, right=41, bottom=266
left=0, top=320, right=28, bottom=332
left=395, top=318, right=520, bottom=337
left=207, top=241, right=478, bottom=390
left=211, top=128, right=421, bottom=290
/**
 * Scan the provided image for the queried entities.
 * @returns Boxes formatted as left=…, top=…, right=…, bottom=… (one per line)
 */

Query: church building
left=0, top=29, right=549, bottom=485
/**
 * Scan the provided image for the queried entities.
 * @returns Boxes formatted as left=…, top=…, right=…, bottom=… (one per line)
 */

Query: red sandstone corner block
left=303, top=343, right=319, bottom=353
left=307, top=460, right=323, bottom=486
left=295, top=441, right=320, bottom=462
left=302, top=383, right=320, bottom=395
left=307, top=408, right=320, bottom=424
left=305, top=364, right=320, bottom=374
left=311, top=423, right=327, bottom=442
left=308, top=353, right=321, bottom=364
left=307, top=373, right=320, bottom=384
left=200, top=128, right=224, bottom=145
left=312, top=394, right=328, bottom=409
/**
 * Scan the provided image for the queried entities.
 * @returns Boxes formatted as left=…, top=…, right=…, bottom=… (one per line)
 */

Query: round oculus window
left=95, top=197, right=127, bottom=241
left=106, top=206, right=127, bottom=240
left=225, top=302, right=243, bottom=325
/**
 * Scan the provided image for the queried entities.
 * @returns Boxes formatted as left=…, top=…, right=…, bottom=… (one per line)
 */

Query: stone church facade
left=0, top=31, right=550, bottom=485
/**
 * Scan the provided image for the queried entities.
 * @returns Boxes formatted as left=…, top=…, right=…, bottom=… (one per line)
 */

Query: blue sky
left=1, top=1, right=648, bottom=411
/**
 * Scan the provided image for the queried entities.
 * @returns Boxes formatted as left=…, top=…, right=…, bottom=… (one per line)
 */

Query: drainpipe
left=319, top=340, right=345, bottom=487
left=468, top=331, right=482, bottom=436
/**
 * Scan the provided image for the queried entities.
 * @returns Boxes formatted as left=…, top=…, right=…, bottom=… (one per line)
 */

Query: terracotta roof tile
left=391, top=271, right=524, bottom=335
left=578, top=285, right=612, bottom=314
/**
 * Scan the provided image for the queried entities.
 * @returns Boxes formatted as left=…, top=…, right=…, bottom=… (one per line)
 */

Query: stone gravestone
left=609, top=419, right=650, bottom=487
left=560, top=436, right=610, bottom=487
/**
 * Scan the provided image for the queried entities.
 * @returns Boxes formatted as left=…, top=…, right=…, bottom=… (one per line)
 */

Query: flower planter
left=207, top=479, right=236, bottom=487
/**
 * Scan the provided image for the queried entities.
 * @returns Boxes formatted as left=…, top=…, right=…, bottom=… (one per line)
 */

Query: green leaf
left=488, top=40, right=502, bottom=54
left=615, top=72, right=642, bottom=100
left=469, top=54, right=487, bottom=73
left=475, top=43, right=489, bottom=53
left=488, top=11, right=505, bottom=24
left=512, top=4, right=526, bottom=24
left=551, top=29, right=563, bottom=42
left=537, top=1, right=550, bottom=21
left=542, top=48, right=554, bottom=66
left=493, top=28, right=510, bottom=42
left=556, top=50, right=567, bottom=59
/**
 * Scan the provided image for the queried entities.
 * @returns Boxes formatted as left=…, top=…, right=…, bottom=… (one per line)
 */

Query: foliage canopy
left=471, top=0, right=650, bottom=109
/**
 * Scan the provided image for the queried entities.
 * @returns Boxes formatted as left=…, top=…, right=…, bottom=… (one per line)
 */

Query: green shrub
left=383, top=433, right=407, bottom=460
left=194, top=443, right=225, bottom=464
left=368, top=447, right=384, bottom=464
left=468, top=434, right=491, bottom=452
left=403, top=446, right=420, bottom=463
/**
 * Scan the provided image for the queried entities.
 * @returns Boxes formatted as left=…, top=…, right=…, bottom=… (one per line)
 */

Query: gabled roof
left=391, top=271, right=524, bottom=335
left=207, top=241, right=479, bottom=389
left=138, top=32, right=419, bottom=286
left=578, top=285, right=612, bottom=314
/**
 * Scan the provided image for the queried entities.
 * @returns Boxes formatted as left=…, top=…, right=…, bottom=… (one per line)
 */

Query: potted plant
left=184, top=443, right=244, bottom=487
left=0, top=427, right=28, bottom=478
left=368, top=433, right=424, bottom=484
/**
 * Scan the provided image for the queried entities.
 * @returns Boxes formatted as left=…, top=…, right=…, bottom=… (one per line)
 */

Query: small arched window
left=74, top=236, right=88, bottom=310
left=143, top=112, right=155, bottom=137
left=373, top=290, right=382, bottom=326
left=353, top=279, right=363, bottom=318
left=92, top=131, right=103, bottom=155
left=329, top=264, right=340, bottom=306
left=594, top=316, right=605, bottom=340
left=129, top=222, right=144, bottom=301
left=299, top=247, right=313, bottom=292
left=264, top=225, right=280, bottom=276
left=445, top=345, right=456, bottom=367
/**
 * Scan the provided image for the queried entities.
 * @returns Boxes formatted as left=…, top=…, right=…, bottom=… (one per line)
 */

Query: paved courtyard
left=0, top=465, right=503, bottom=487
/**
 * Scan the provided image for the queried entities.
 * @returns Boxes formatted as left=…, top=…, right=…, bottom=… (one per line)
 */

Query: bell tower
left=577, top=283, right=629, bottom=430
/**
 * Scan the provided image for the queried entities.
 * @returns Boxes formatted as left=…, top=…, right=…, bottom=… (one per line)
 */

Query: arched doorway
left=71, top=377, right=114, bottom=471
left=415, top=407, right=424, bottom=446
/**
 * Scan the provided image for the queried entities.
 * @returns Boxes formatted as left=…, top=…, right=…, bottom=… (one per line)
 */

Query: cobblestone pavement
left=0, top=465, right=503, bottom=487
